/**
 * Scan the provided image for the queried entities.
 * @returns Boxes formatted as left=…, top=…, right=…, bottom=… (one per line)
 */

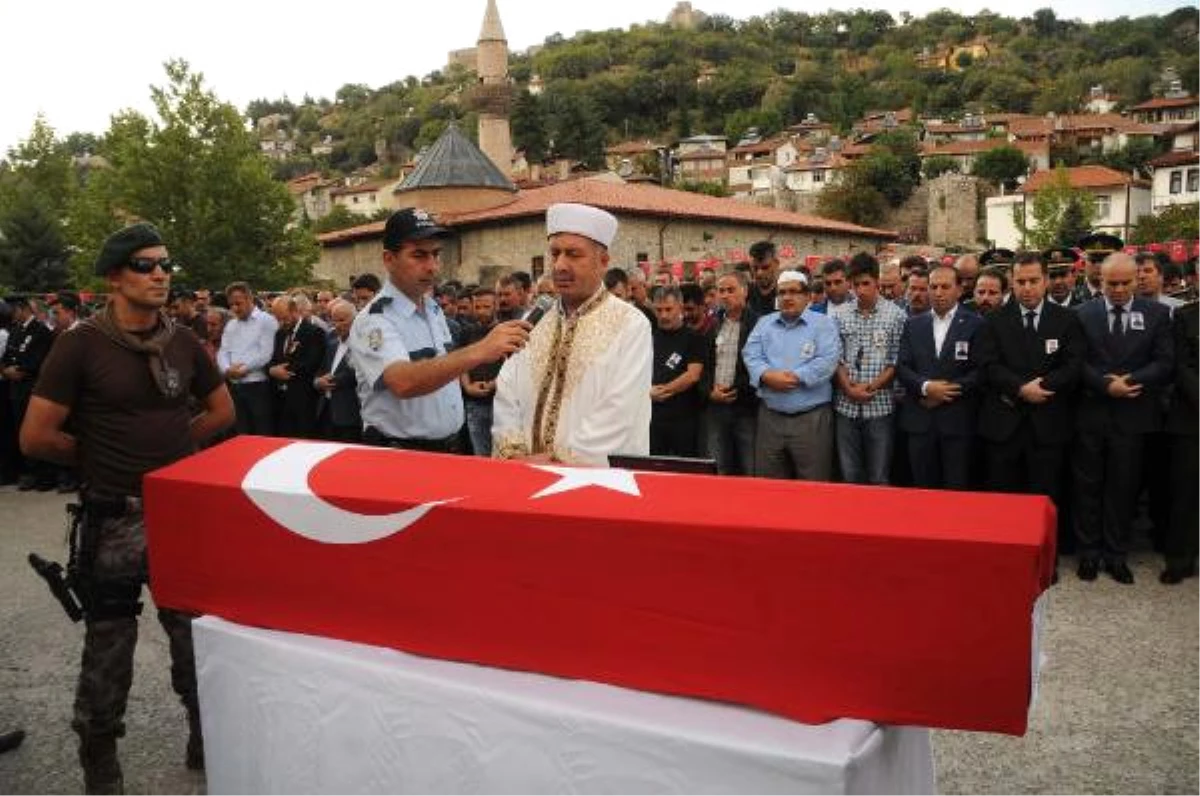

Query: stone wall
left=926, top=174, right=995, bottom=248
left=315, top=215, right=892, bottom=287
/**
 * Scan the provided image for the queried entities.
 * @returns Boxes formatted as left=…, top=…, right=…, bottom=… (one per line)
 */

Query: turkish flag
left=145, top=437, right=1053, bottom=735
left=779, top=244, right=797, bottom=259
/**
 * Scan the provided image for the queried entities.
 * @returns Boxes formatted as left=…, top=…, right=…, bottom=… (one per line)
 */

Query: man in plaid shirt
left=833, top=253, right=907, bottom=485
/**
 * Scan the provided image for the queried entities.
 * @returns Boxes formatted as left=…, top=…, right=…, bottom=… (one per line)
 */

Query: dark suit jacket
left=701, top=307, right=760, bottom=411
left=315, top=332, right=361, bottom=430
left=976, top=300, right=1084, bottom=445
left=270, top=318, right=327, bottom=404
left=896, top=307, right=984, bottom=436
left=1166, top=301, right=1198, bottom=437
left=1075, top=297, right=1174, bottom=435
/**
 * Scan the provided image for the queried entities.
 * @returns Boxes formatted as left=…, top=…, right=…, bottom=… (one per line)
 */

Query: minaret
left=475, top=0, right=513, bottom=175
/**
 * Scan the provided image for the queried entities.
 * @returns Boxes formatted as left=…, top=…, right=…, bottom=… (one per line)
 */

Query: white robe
left=493, top=291, right=652, bottom=466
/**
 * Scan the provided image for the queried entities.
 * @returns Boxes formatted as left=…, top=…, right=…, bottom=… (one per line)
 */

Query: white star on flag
left=529, top=465, right=642, bottom=499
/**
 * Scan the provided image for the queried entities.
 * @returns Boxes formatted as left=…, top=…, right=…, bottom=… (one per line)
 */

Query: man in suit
left=976, top=253, right=1084, bottom=552
left=1072, top=253, right=1174, bottom=584
left=268, top=294, right=327, bottom=438
left=315, top=298, right=361, bottom=442
left=1162, top=300, right=1198, bottom=583
left=2, top=296, right=55, bottom=490
left=896, top=264, right=984, bottom=489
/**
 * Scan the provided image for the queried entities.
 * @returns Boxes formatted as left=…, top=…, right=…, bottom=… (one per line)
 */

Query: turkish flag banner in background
left=145, top=437, right=1054, bottom=735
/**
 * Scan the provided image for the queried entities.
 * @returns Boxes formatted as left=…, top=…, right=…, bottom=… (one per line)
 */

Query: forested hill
left=247, top=6, right=1199, bottom=178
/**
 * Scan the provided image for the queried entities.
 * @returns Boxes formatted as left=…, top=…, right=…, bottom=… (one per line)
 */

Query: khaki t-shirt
left=34, top=323, right=222, bottom=497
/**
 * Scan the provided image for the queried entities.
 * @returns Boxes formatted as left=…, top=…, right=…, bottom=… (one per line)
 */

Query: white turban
left=777, top=269, right=808, bottom=287
left=546, top=203, right=618, bottom=248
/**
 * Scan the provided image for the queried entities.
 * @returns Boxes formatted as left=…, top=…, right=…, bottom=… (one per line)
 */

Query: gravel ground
left=0, top=485, right=1195, bottom=794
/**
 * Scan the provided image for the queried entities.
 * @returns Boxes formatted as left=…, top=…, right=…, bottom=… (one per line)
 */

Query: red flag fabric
left=145, top=437, right=1054, bottom=735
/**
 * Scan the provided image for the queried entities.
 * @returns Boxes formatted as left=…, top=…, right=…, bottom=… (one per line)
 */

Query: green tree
left=511, top=90, right=548, bottom=163
left=972, top=146, right=1030, bottom=190
left=922, top=155, right=961, bottom=180
left=1091, top=138, right=1164, bottom=179
left=1013, top=166, right=1097, bottom=248
left=1131, top=203, right=1199, bottom=244
left=816, top=171, right=889, bottom=227
left=70, top=61, right=315, bottom=290
left=0, top=198, right=72, bottom=291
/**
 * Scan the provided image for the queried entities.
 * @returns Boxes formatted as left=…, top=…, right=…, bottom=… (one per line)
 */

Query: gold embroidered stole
left=530, top=288, right=610, bottom=455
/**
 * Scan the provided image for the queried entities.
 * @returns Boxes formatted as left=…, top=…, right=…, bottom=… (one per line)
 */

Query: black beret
left=94, top=222, right=164, bottom=276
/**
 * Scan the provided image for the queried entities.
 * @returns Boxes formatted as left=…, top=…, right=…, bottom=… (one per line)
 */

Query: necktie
left=1024, top=311, right=1036, bottom=333
left=1110, top=305, right=1125, bottom=336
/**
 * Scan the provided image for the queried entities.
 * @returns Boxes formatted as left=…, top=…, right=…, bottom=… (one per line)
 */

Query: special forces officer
left=350, top=208, right=530, bottom=451
left=21, top=222, right=234, bottom=793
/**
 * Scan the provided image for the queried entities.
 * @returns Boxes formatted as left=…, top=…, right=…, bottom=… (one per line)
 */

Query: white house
left=1148, top=122, right=1199, bottom=211
left=985, top=166, right=1152, bottom=249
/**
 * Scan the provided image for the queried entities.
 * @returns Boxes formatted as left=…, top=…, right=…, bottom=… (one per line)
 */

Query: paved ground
left=0, top=485, right=1195, bottom=794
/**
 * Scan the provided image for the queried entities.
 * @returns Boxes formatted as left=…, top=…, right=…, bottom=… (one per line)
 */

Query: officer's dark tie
left=1024, top=310, right=1037, bottom=334
left=1110, top=305, right=1125, bottom=337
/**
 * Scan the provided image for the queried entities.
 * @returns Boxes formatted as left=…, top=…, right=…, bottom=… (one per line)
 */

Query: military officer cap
left=94, top=222, right=165, bottom=276
left=978, top=248, right=1016, bottom=267
left=1077, top=232, right=1124, bottom=263
left=1042, top=247, right=1077, bottom=271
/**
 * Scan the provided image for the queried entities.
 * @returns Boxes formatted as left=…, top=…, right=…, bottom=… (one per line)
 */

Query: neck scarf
left=530, top=287, right=609, bottom=455
left=90, top=305, right=183, bottom=399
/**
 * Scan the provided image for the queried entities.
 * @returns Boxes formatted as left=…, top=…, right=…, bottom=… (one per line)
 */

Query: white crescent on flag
left=241, top=442, right=459, bottom=544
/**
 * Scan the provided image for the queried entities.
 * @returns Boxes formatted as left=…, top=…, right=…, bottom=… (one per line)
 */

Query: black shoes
left=1077, top=559, right=1100, bottom=581
left=1106, top=561, right=1135, bottom=585
left=1160, top=564, right=1197, bottom=585
left=0, top=728, right=25, bottom=754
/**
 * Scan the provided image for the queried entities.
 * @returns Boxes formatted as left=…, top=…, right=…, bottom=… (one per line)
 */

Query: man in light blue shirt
left=218, top=281, right=279, bottom=435
left=743, top=269, right=840, bottom=481
left=349, top=208, right=530, bottom=452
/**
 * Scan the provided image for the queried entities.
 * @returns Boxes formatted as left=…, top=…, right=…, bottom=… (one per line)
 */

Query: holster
left=72, top=499, right=145, bottom=622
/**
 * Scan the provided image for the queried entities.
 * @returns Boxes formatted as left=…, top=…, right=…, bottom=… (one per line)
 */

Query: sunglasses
left=127, top=257, right=176, bottom=275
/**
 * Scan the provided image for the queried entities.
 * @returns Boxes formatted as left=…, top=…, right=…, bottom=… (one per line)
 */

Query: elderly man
left=700, top=270, right=760, bottom=476
left=349, top=208, right=528, bottom=453
left=268, top=294, right=327, bottom=438
left=955, top=253, right=982, bottom=299
left=493, top=203, right=652, bottom=465
left=315, top=298, right=361, bottom=442
left=1072, top=253, right=1174, bottom=584
left=743, top=270, right=840, bottom=481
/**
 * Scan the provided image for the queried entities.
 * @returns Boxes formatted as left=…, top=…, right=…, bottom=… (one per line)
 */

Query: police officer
left=975, top=248, right=1016, bottom=311
left=2, top=296, right=55, bottom=489
left=350, top=208, right=530, bottom=452
left=1073, top=233, right=1123, bottom=305
left=1043, top=247, right=1083, bottom=308
left=20, top=222, right=234, bottom=792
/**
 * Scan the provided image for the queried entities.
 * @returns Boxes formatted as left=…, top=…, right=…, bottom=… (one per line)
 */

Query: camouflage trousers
left=71, top=507, right=199, bottom=740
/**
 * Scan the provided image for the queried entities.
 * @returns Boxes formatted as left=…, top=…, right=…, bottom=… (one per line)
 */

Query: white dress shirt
left=931, top=303, right=958, bottom=358
left=217, top=307, right=278, bottom=383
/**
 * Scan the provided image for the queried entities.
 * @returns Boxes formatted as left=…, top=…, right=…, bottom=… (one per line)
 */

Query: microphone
left=522, top=294, right=556, bottom=326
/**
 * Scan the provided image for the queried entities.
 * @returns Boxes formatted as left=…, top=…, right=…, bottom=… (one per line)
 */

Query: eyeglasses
left=127, top=257, right=176, bottom=275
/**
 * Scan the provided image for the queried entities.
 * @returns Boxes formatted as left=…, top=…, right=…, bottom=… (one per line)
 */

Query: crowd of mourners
left=1, top=235, right=1196, bottom=585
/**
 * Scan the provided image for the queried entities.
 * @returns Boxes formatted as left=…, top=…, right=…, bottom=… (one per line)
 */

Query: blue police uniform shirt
left=349, top=280, right=464, bottom=440
left=742, top=308, right=840, bottom=414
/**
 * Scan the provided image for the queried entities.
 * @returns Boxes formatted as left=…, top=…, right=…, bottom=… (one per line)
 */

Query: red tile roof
left=605, top=140, right=664, bottom=155
left=921, top=139, right=1049, bottom=159
left=317, top=179, right=896, bottom=246
left=1129, top=96, right=1199, bottom=112
left=1148, top=149, right=1200, bottom=168
left=1019, top=165, right=1150, bottom=194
